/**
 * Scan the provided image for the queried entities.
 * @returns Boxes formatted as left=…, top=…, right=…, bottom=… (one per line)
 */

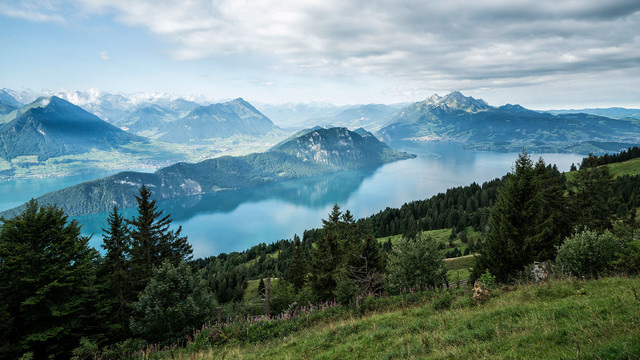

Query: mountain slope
left=3, top=128, right=414, bottom=216
left=546, top=107, right=640, bottom=120
left=0, top=90, right=22, bottom=115
left=160, top=98, right=277, bottom=143
left=378, top=91, right=640, bottom=152
left=116, top=105, right=180, bottom=138
left=307, top=104, right=401, bottom=132
left=0, top=96, right=145, bottom=161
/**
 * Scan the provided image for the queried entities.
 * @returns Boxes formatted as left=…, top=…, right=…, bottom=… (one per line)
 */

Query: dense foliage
left=385, top=234, right=447, bottom=293
left=555, top=230, right=617, bottom=278
left=0, top=201, right=100, bottom=360
left=2, top=147, right=640, bottom=358
left=130, top=261, right=216, bottom=343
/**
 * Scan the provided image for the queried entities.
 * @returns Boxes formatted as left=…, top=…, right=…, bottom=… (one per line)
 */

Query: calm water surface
left=0, top=142, right=585, bottom=257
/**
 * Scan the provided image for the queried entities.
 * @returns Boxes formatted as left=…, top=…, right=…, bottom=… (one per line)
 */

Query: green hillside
left=158, top=276, right=640, bottom=359
left=607, top=157, right=640, bottom=177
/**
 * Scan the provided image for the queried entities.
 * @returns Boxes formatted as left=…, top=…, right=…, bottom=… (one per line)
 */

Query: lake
left=0, top=142, right=585, bottom=257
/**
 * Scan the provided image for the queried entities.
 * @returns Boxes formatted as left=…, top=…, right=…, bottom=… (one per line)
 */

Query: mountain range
left=0, top=90, right=22, bottom=115
left=1, top=127, right=414, bottom=217
left=545, top=107, right=640, bottom=120
left=0, top=96, right=145, bottom=161
left=159, top=98, right=278, bottom=143
left=377, top=91, right=640, bottom=153
left=305, top=104, right=403, bottom=132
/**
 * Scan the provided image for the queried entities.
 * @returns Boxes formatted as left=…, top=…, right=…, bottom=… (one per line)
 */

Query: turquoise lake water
left=0, top=142, right=585, bottom=257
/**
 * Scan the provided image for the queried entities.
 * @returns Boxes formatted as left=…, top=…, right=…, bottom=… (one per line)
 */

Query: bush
left=385, top=234, right=448, bottom=294
left=432, top=291, right=453, bottom=311
left=555, top=230, right=616, bottom=278
left=130, top=261, right=217, bottom=343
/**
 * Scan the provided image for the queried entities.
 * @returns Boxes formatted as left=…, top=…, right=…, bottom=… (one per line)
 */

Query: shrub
left=479, top=269, right=496, bottom=287
left=385, top=234, right=448, bottom=294
left=555, top=230, right=616, bottom=278
left=130, top=261, right=217, bottom=343
left=432, top=291, right=453, bottom=311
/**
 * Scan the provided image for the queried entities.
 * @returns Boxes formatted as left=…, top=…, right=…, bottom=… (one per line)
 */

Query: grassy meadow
left=156, top=276, right=640, bottom=359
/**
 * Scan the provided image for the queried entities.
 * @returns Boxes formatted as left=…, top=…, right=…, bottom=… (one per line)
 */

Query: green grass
left=565, top=156, right=640, bottom=184
left=445, top=254, right=476, bottom=282
left=607, top=157, right=640, bottom=177
left=378, top=227, right=482, bottom=259
left=167, top=276, right=640, bottom=359
left=243, top=277, right=280, bottom=302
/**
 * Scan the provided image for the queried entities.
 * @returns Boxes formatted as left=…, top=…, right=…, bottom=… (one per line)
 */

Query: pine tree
left=100, top=206, right=133, bottom=341
left=347, top=230, right=386, bottom=296
left=534, top=159, right=572, bottom=260
left=473, top=151, right=545, bottom=283
left=570, top=161, right=615, bottom=231
left=127, top=185, right=193, bottom=290
left=0, top=200, right=100, bottom=359
left=287, top=234, right=307, bottom=292
left=340, top=210, right=359, bottom=263
left=310, top=204, right=342, bottom=301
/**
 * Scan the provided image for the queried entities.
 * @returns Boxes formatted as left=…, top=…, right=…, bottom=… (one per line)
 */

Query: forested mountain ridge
left=1, top=127, right=414, bottom=217
left=0, top=96, right=145, bottom=161
left=378, top=91, right=640, bottom=153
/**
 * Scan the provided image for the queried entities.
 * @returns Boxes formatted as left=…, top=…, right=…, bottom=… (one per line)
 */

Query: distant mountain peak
left=423, top=91, right=490, bottom=112
left=499, top=104, right=531, bottom=113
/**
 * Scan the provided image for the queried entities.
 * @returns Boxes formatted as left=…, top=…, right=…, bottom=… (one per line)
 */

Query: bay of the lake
left=0, top=142, right=585, bottom=257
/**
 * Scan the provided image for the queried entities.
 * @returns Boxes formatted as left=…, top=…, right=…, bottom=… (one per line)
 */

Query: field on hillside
left=166, top=276, right=640, bottom=360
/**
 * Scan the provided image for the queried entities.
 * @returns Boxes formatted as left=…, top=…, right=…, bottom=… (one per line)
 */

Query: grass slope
left=180, top=276, right=640, bottom=359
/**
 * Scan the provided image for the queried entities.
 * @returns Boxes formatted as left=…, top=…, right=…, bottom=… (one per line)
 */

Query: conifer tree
left=287, top=234, right=307, bottom=292
left=473, top=151, right=545, bottom=283
left=570, top=158, right=615, bottom=231
left=310, top=204, right=342, bottom=301
left=346, top=230, right=386, bottom=296
left=534, top=159, right=572, bottom=260
left=0, top=200, right=99, bottom=359
left=100, top=206, right=133, bottom=340
left=127, top=185, right=192, bottom=290
left=257, top=277, right=265, bottom=297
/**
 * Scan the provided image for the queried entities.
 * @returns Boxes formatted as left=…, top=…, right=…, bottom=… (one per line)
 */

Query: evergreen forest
left=1, top=148, right=640, bottom=359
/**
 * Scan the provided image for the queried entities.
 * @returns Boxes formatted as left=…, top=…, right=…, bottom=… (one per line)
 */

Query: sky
left=1, top=0, right=640, bottom=109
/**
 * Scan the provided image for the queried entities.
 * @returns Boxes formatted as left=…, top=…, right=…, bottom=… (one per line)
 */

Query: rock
left=472, top=281, right=491, bottom=305
left=533, top=261, right=550, bottom=284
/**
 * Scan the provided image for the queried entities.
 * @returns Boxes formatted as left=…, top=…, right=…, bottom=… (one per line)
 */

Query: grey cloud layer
left=3, top=0, right=640, bottom=96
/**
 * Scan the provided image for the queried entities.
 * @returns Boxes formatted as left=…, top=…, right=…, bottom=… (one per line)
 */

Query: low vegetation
left=157, top=276, right=640, bottom=359
left=2, top=148, right=640, bottom=359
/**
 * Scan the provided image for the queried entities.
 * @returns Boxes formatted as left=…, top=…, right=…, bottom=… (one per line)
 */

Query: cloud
left=7, top=0, right=640, bottom=103
left=0, top=2, right=66, bottom=24
left=99, top=50, right=111, bottom=61
left=70, top=0, right=640, bottom=87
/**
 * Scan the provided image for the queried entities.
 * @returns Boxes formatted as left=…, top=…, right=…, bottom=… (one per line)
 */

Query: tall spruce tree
left=287, top=234, right=307, bottom=292
left=534, top=159, right=572, bottom=260
left=100, top=206, right=133, bottom=340
left=0, top=200, right=99, bottom=359
left=570, top=157, right=615, bottom=231
left=127, top=185, right=192, bottom=291
left=310, top=204, right=342, bottom=301
left=473, top=151, right=545, bottom=283
left=346, top=230, right=386, bottom=296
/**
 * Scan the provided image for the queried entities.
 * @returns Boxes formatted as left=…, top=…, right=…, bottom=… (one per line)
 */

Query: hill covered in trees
left=377, top=91, right=640, bottom=153
left=2, top=147, right=640, bottom=359
left=1, top=127, right=414, bottom=217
